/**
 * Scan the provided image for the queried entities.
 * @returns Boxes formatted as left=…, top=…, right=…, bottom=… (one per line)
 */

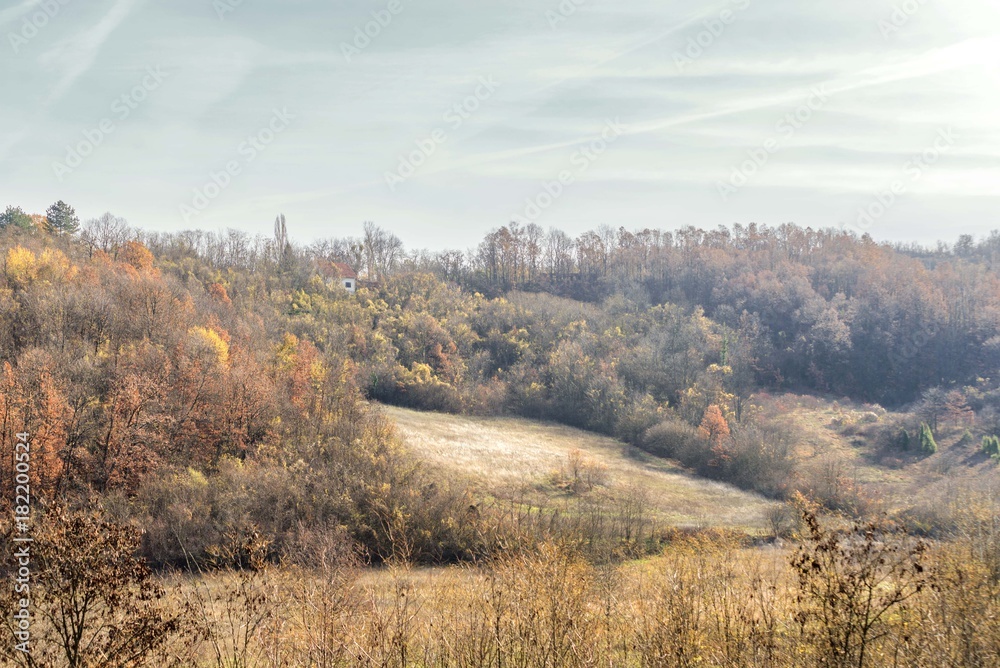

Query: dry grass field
left=384, top=405, right=778, bottom=531
left=154, top=528, right=1000, bottom=668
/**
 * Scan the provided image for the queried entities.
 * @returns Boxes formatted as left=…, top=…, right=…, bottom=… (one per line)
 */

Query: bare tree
left=545, top=228, right=575, bottom=277
left=274, top=214, right=293, bottom=270
left=363, top=221, right=403, bottom=281
left=81, top=212, right=130, bottom=257
left=523, top=223, right=543, bottom=282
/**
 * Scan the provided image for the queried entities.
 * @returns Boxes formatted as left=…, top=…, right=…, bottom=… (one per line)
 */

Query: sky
left=0, top=0, right=998, bottom=251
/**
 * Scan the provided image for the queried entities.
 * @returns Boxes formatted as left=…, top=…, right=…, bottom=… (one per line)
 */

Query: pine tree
left=918, top=423, right=937, bottom=455
left=982, top=435, right=1000, bottom=457
left=0, top=205, right=34, bottom=230
left=45, top=200, right=80, bottom=235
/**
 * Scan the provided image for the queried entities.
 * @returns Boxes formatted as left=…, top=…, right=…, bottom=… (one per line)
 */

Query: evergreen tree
left=45, top=200, right=80, bottom=235
left=918, top=423, right=937, bottom=455
left=898, top=428, right=910, bottom=451
left=982, top=435, right=1000, bottom=457
left=0, top=205, right=34, bottom=230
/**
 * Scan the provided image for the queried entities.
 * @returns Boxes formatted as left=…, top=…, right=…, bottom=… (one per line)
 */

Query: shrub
left=642, top=420, right=709, bottom=468
left=612, top=393, right=662, bottom=444
left=0, top=509, right=183, bottom=668
left=791, top=508, right=930, bottom=668
left=898, top=427, right=911, bottom=451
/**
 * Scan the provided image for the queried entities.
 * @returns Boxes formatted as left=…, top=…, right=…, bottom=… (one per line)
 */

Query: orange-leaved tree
left=699, top=404, right=732, bottom=467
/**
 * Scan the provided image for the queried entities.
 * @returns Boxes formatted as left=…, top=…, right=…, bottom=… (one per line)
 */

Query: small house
left=317, top=259, right=359, bottom=294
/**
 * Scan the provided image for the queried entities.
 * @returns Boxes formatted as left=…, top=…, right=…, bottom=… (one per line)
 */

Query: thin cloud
left=0, top=0, right=39, bottom=27
left=522, top=4, right=730, bottom=99
left=390, top=37, right=996, bottom=183
left=40, top=0, right=143, bottom=106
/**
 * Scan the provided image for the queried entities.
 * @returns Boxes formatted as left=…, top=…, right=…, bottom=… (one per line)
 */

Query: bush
left=0, top=509, right=183, bottom=667
left=642, top=420, right=709, bottom=469
left=612, top=393, right=662, bottom=444
left=792, top=508, right=930, bottom=668
left=899, top=427, right=911, bottom=451
left=722, top=422, right=796, bottom=497
left=137, top=453, right=513, bottom=568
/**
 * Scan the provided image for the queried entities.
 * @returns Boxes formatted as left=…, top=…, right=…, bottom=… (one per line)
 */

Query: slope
left=384, top=406, right=778, bottom=532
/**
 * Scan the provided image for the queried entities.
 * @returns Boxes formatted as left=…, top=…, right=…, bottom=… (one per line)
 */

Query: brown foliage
left=0, top=509, right=182, bottom=667
left=699, top=403, right=732, bottom=466
left=791, top=508, right=929, bottom=668
left=0, top=351, right=70, bottom=502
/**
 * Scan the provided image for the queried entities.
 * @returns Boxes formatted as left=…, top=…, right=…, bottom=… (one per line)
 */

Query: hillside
left=758, top=392, right=1000, bottom=516
left=385, top=406, right=778, bottom=531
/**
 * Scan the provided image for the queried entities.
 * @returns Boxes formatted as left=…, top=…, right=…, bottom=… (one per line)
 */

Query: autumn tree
left=162, top=326, right=234, bottom=466
left=917, top=388, right=949, bottom=434
left=363, top=221, right=403, bottom=281
left=90, top=343, right=171, bottom=492
left=274, top=213, right=293, bottom=271
left=699, top=404, right=732, bottom=466
left=119, top=240, right=156, bottom=272
left=0, top=351, right=71, bottom=503
left=207, top=282, right=232, bottom=306
left=943, top=389, right=974, bottom=428
left=544, top=228, right=575, bottom=277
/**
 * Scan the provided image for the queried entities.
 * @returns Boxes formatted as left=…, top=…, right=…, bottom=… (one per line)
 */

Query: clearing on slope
left=384, top=405, right=778, bottom=532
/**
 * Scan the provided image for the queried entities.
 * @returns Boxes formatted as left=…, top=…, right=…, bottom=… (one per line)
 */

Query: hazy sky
left=0, top=0, right=998, bottom=250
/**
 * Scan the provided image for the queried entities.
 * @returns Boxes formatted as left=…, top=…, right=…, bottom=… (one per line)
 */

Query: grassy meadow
left=385, top=405, right=778, bottom=530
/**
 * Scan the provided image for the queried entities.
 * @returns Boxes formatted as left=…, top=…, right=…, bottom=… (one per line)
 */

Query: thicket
left=5, top=503, right=1000, bottom=667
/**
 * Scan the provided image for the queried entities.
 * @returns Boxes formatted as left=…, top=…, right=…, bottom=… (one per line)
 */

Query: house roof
left=317, top=258, right=358, bottom=280
left=333, top=262, right=358, bottom=279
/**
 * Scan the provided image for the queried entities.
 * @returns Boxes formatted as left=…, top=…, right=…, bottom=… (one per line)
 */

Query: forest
left=1, top=202, right=1000, bottom=666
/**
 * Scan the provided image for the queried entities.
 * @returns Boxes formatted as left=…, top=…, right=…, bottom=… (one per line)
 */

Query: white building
left=317, top=259, right=359, bottom=294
